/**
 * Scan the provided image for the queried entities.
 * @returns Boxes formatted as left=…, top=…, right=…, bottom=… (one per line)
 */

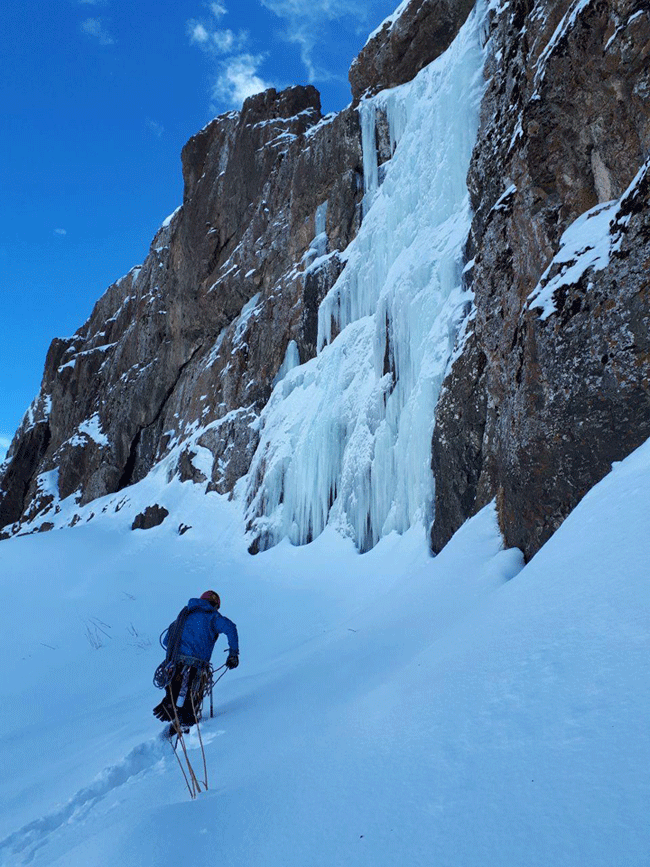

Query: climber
left=153, top=590, right=239, bottom=736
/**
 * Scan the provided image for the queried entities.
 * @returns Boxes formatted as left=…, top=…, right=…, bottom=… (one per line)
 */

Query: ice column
left=272, top=340, right=301, bottom=388
left=312, top=200, right=328, bottom=258
left=359, top=101, right=379, bottom=209
left=245, top=2, right=488, bottom=552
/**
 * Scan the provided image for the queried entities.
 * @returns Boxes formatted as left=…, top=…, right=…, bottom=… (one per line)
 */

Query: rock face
left=432, top=0, right=650, bottom=560
left=0, top=84, right=364, bottom=534
left=132, top=505, right=169, bottom=531
left=349, top=0, right=476, bottom=102
left=2, top=0, right=649, bottom=563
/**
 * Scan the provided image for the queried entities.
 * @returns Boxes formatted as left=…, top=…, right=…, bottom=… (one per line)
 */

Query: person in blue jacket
left=153, top=590, right=239, bottom=734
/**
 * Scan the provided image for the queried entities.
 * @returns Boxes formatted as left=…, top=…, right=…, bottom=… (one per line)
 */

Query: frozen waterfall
left=244, top=2, right=488, bottom=552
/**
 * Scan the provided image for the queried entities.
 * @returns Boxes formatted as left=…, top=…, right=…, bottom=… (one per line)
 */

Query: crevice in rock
left=0, top=423, right=52, bottom=530
left=117, top=343, right=205, bottom=491
left=117, top=428, right=142, bottom=491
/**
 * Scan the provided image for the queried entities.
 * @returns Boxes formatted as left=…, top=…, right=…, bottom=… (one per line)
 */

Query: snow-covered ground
left=1, top=436, right=649, bottom=866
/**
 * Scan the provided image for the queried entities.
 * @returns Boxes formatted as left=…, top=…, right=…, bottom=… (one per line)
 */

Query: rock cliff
left=349, top=0, right=476, bottom=102
left=0, top=86, right=364, bottom=534
left=431, top=0, right=650, bottom=559
left=1, top=0, right=649, bottom=563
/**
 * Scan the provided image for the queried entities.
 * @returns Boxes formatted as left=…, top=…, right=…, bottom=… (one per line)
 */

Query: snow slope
left=1, top=435, right=649, bottom=866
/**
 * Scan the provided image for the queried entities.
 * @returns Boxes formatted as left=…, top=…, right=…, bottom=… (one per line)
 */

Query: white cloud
left=260, top=0, right=371, bottom=81
left=209, top=1, right=227, bottom=18
left=54, top=228, right=67, bottom=236
left=187, top=19, right=247, bottom=56
left=189, top=22, right=210, bottom=44
left=212, top=54, right=270, bottom=107
left=80, top=17, right=115, bottom=45
left=211, top=29, right=242, bottom=53
left=188, top=3, right=271, bottom=109
left=146, top=118, right=165, bottom=137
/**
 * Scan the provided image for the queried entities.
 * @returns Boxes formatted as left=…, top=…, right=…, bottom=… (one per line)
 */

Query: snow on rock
left=188, top=444, right=214, bottom=480
left=72, top=414, right=110, bottom=448
left=161, top=206, right=181, bottom=229
left=528, top=157, right=650, bottom=320
left=245, top=2, right=487, bottom=552
left=365, top=0, right=411, bottom=45
left=532, top=0, right=599, bottom=97
left=34, top=468, right=60, bottom=503
left=433, top=0, right=650, bottom=560
left=232, top=293, right=262, bottom=348
left=527, top=200, right=618, bottom=320
left=19, top=393, right=52, bottom=435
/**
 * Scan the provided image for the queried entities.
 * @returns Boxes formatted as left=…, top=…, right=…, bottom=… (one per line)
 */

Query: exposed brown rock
left=431, top=327, right=488, bottom=553
left=0, top=421, right=51, bottom=532
left=132, top=504, right=169, bottom=530
left=350, top=0, right=476, bottom=103
left=432, top=0, right=650, bottom=560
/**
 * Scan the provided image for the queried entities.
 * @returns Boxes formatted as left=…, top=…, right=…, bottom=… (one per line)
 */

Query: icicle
left=315, top=200, right=328, bottom=237
left=245, top=1, right=489, bottom=553
left=359, top=100, right=379, bottom=206
left=312, top=200, right=328, bottom=259
left=272, top=340, right=301, bottom=388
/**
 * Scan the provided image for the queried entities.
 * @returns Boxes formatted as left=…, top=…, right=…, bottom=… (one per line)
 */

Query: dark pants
left=153, top=664, right=203, bottom=727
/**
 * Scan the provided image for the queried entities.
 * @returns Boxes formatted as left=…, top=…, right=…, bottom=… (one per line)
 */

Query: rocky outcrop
left=432, top=0, right=650, bottom=560
left=349, top=0, right=476, bottom=102
left=430, top=327, right=488, bottom=554
left=0, top=85, right=365, bottom=533
left=132, top=505, right=169, bottom=530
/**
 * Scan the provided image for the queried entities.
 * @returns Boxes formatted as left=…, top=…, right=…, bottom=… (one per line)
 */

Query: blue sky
left=0, top=0, right=399, bottom=459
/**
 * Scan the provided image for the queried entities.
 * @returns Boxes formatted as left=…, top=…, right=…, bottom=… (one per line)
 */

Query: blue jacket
left=163, top=598, right=239, bottom=664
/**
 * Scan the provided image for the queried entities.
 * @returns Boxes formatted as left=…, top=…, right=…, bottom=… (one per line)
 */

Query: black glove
left=153, top=701, right=171, bottom=721
left=225, top=652, right=239, bottom=669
